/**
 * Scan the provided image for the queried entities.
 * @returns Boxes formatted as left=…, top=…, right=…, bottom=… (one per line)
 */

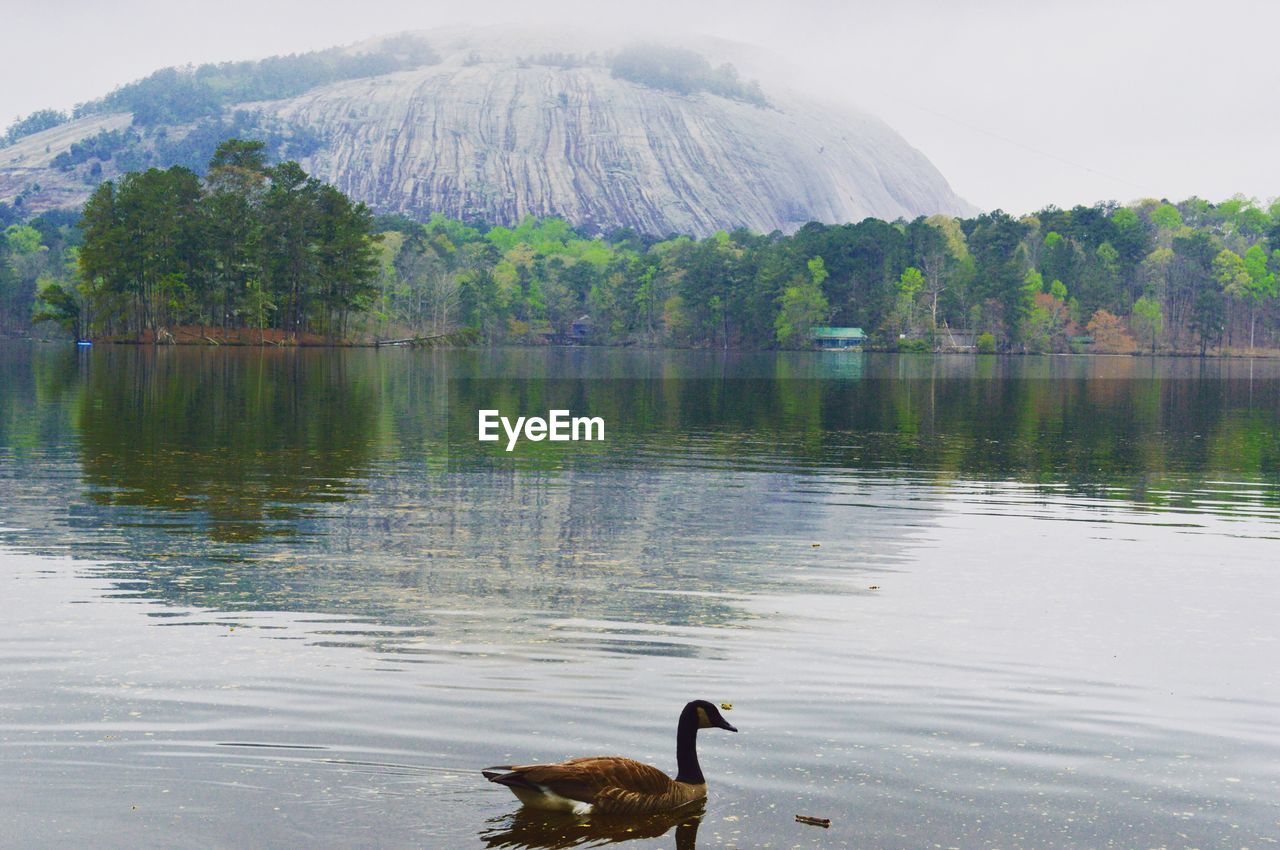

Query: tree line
left=4, top=137, right=1280, bottom=353
left=363, top=195, right=1280, bottom=354
left=609, top=46, right=768, bottom=106
left=0, top=36, right=441, bottom=144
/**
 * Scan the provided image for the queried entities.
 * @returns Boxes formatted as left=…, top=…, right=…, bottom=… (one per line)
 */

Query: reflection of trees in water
left=446, top=353, right=1280, bottom=505
left=75, top=346, right=384, bottom=542
left=479, top=805, right=703, bottom=849
left=0, top=342, right=83, bottom=455
left=5, top=345, right=861, bottom=641
left=2, top=343, right=1279, bottom=644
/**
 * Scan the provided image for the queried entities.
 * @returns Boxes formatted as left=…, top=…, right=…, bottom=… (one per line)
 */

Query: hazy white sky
left=4, top=0, right=1277, bottom=214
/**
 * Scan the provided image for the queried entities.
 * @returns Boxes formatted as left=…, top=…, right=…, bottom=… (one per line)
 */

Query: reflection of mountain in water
left=1, top=343, right=1278, bottom=651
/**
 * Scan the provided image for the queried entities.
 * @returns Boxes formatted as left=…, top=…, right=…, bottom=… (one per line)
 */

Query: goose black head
left=686, top=699, right=737, bottom=733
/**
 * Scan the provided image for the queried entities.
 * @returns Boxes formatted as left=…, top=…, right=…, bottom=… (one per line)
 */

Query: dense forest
left=2, top=137, right=1279, bottom=353
left=372, top=195, right=1280, bottom=354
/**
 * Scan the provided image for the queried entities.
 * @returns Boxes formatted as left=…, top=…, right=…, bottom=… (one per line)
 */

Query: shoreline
left=7, top=335, right=1280, bottom=359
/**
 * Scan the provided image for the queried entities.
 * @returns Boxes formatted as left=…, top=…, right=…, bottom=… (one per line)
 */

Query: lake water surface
left=1, top=342, right=1278, bottom=848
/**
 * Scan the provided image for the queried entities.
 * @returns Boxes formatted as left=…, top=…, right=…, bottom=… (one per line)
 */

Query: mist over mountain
left=0, top=27, right=973, bottom=235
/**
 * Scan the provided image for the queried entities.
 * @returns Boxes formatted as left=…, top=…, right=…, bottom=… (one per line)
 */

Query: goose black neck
left=675, top=703, right=704, bottom=784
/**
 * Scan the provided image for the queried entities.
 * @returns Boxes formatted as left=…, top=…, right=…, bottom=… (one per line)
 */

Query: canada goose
left=482, top=700, right=737, bottom=816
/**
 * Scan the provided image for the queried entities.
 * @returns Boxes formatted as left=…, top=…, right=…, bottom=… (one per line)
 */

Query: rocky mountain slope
left=1, top=28, right=974, bottom=235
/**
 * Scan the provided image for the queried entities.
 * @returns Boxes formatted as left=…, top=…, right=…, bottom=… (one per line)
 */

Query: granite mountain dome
left=0, top=28, right=973, bottom=235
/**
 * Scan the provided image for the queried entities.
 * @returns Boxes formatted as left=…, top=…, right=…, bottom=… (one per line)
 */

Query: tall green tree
left=1238, top=244, right=1278, bottom=349
left=895, top=266, right=924, bottom=335
left=260, top=161, right=321, bottom=332
left=1131, top=294, right=1163, bottom=354
left=204, top=139, right=268, bottom=328
left=966, top=211, right=1030, bottom=347
left=774, top=257, right=829, bottom=347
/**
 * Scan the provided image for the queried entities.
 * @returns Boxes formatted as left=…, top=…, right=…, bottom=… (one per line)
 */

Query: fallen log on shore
left=374, top=329, right=478, bottom=347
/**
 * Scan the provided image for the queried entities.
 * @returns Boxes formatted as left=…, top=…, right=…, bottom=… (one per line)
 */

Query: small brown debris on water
left=811, top=543, right=821, bottom=548
left=796, top=814, right=830, bottom=828
left=720, top=703, right=732, bottom=710
left=868, top=585, right=880, bottom=590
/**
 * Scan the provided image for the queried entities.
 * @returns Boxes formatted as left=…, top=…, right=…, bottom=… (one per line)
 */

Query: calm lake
left=1, top=342, right=1278, bottom=848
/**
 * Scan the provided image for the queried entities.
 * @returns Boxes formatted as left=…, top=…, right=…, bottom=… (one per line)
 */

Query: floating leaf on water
left=721, top=703, right=733, bottom=710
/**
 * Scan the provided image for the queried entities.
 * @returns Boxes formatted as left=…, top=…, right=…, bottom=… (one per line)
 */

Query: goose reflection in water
left=479, top=804, right=703, bottom=849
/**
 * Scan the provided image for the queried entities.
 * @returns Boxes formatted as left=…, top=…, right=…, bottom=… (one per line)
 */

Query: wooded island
left=2, top=138, right=1278, bottom=354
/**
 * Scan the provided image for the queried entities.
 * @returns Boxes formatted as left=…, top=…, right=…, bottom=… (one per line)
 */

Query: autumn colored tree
left=1086, top=310, right=1137, bottom=353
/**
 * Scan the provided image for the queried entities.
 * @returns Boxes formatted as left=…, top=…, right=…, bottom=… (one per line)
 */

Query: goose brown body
left=483, top=700, right=736, bottom=815
left=486, top=756, right=706, bottom=815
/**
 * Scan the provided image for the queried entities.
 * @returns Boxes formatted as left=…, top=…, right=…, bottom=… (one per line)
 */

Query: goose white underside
left=510, top=784, right=594, bottom=815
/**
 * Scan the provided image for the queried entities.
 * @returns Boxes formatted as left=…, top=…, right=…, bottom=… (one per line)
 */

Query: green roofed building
left=810, top=327, right=867, bottom=350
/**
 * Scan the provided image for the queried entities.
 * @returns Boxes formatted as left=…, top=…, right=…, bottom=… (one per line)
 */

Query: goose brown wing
left=511, top=756, right=673, bottom=804
left=594, top=781, right=705, bottom=816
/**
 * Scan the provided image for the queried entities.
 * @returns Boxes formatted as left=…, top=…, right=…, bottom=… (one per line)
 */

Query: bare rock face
left=0, top=114, right=132, bottom=213
left=1, top=28, right=973, bottom=234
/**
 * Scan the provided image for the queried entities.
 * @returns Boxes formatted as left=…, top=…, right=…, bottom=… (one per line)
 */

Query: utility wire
left=906, top=102, right=1160, bottom=199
